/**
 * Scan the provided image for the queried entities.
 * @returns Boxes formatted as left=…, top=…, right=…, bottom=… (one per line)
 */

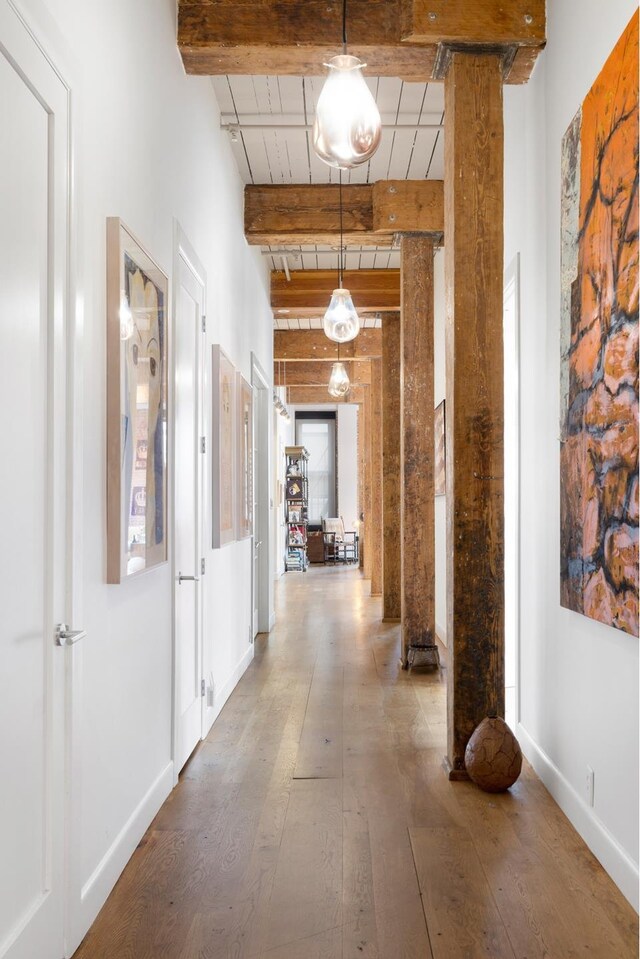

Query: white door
left=251, top=358, right=271, bottom=635
left=173, top=237, right=205, bottom=773
left=0, top=4, right=71, bottom=958
left=253, top=391, right=261, bottom=636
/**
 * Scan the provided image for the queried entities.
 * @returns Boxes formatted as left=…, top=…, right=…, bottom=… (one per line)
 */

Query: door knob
left=55, top=623, right=87, bottom=646
left=178, top=572, right=199, bottom=585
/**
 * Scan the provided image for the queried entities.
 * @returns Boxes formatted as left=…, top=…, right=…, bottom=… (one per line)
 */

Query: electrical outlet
left=586, top=765, right=595, bottom=807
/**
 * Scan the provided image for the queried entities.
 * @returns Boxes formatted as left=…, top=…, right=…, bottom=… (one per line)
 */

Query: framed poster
left=434, top=399, right=446, bottom=497
left=559, top=14, right=638, bottom=636
left=236, top=373, right=253, bottom=540
left=212, top=345, right=236, bottom=547
left=106, top=218, right=168, bottom=583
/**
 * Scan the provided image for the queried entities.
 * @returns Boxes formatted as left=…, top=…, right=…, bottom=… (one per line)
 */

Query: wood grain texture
left=245, top=182, right=443, bottom=247
left=275, top=361, right=371, bottom=388
left=444, top=52, right=505, bottom=774
left=178, top=0, right=545, bottom=82
left=363, top=387, right=373, bottom=581
left=400, top=235, right=435, bottom=659
left=370, top=358, right=384, bottom=596
left=275, top=329, right=382, bottom=362
left=272, top=269, right=400, bottom=315
left=372, top=180, right=444, bottom=237
left=382, top=314, right=401, bottom=619
left=72, top=568, right=638, bottom=959
left=286, top=385, right=365, bottom=406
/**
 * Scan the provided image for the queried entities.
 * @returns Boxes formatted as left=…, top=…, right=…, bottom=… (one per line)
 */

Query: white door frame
left=171, top=221, right=206, bottom=783
left=251, top=354, right=271, bottom=635
left=504, top=254, right=521, bottom=731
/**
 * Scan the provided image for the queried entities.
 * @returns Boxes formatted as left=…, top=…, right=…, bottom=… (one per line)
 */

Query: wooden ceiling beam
left=287, top=385, right=366, bottom=405
left=178, top=0, right=545, bottom=84
left=246, top=181, right=443, bottom=246
left=275, top=329, right=381, bottom=361
left=272, top=270, right=399, bottom=316
left=275, top=360, right=371, bottom=387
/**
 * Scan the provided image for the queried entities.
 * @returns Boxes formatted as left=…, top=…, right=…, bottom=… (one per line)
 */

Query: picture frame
left=236, top=372, right=253, bottom=540
left=212, top=345, right=236, bottom=547
left=106, top=218, right=168, bottom=583
left=434, top=399, right=446, bottom=497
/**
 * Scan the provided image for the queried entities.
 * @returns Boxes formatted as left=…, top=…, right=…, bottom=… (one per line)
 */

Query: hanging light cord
left=342, top=0, right=347, bottom=53
left=339, top=169, right=344, bottom=287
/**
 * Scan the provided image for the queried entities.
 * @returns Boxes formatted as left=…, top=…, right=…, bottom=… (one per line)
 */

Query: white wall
left=433, top=250, right=447, bottom=644
left=18, top=0, right=273, bottom=947
left=504, top=0, right=639, bottom=907
left=337, top=404, right=359, bottom=530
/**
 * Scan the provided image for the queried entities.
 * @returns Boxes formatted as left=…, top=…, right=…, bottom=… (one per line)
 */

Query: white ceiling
left=212, top=74, right=443, bottom=329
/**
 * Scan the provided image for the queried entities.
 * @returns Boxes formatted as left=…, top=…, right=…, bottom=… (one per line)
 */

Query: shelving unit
left=284, top=445, right=309, bottom=572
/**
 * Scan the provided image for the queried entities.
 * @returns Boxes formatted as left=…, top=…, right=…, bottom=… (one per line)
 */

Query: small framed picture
left=106, top=218, right=168, bottom=583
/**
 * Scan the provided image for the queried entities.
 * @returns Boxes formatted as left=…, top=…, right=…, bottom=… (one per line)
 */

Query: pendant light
left=323, top=171, right=360, bottom=343
left=328, top=361, right=350, bottom=398
left=312, top=0, right=381, bottom=169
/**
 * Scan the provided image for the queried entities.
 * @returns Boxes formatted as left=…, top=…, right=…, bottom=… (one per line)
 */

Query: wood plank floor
left=73, top=566, right=638, bottom=959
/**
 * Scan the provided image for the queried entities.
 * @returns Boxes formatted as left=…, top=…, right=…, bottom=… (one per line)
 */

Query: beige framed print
left=106, top=218, right=168, bottom=583
left=212, top=345, right=236, bottom=547
left=236, top=373, right=253, bottom=540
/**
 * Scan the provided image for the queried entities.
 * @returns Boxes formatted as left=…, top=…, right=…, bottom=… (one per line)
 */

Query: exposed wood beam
left=245, top=181, right=443, bottom=246
left=400, top=236, right=436, bottom=666
left=275, top=329, right=382, bottom=362
left=272, top=270, right=400, bottom=316
left=274, top=361, right=371, bottom=387
left=370, top=358, right=383, bottom=597
left=444, top=52, right=505, bottom=779
left=178, top=0, right=545, bottom=84
left=382, top=314, right=401, bottom=620
left=286, top=385, right=365, bottom=405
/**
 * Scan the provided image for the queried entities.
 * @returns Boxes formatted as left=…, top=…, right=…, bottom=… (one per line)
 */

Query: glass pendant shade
left=312, top=55, right=382, bottom=169
left=323, top=288, right=360, bottom=343
left=328, top=362, right=350, bottom=398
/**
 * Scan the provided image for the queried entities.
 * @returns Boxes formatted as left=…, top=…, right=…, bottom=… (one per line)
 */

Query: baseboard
left=517, top=721, right=639, bottom=911
left=268, top=611, right=276, bottom=630
left=76, top=761, right=173, bottom=942
left=202, top=644, right=254, bottom=738
left=435, top=620, right=447, bottom=646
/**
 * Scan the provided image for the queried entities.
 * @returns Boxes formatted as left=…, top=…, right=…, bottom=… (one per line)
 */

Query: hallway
left=73, top=567, right=637, bottom=959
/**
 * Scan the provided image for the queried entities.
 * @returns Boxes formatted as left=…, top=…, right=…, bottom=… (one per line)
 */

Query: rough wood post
left=444, top=52, right=505, bottom=778
left=363, top=386, right=372, bottom=580
left=370, top=358, right=383, bottom=596
left=382, top=313, right=401, bottom=620
left=400, top=236, right=436, bottom=662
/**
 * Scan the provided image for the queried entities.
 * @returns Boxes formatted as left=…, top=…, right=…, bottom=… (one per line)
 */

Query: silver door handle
left=178, top=572, right=199, bottom=584
left=55, top=623, right=87, bottom=646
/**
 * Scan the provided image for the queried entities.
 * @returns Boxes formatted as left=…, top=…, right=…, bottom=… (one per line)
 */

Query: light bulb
left=323, top=288, right=360, bottom=342
left=119, top=292, right=133, bottom=340
left=312, top=55, right=382, bottom=169
left=328, top=362, right=350, bottom=398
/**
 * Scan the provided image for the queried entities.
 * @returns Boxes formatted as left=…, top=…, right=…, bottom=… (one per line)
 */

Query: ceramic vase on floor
left=465, top=716, right=523, bottom=792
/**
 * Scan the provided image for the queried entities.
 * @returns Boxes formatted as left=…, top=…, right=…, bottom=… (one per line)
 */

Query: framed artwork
left=236, top=373, right=253, bottom=540
left=559, top=14, right=638, bottom=636
left=286, top=477, right=304, bottom=501
left=434, top=399, right=446, bottom=497
left=106, top=218, right=168, bottom=583
left=212, top=345, right=236, bottom=547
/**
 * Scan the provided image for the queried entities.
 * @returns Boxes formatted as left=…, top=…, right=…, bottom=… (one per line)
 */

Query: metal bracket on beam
left=432, top=43, right=518, bottom=81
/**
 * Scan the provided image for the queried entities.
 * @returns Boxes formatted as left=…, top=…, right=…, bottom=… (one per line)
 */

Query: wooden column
left=400, top=236, right=436, bottom=663
left=370, top=358, right=383, bottom=596
left=444, top=52, right=505, bottom=778
left=363, top=386, right=372, bottom=580
left=382, top=313, right=401, bottom=620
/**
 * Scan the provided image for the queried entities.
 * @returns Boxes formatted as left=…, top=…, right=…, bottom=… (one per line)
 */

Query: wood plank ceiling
left=213, top=75, right=444, bottom=331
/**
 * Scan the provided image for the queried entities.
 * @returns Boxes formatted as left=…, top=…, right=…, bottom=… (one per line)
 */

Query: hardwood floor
left=73, top=566, right=638, bottom=959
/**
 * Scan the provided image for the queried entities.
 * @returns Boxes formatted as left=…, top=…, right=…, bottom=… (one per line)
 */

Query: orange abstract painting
left=560, top=13, right=639, bottom=635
